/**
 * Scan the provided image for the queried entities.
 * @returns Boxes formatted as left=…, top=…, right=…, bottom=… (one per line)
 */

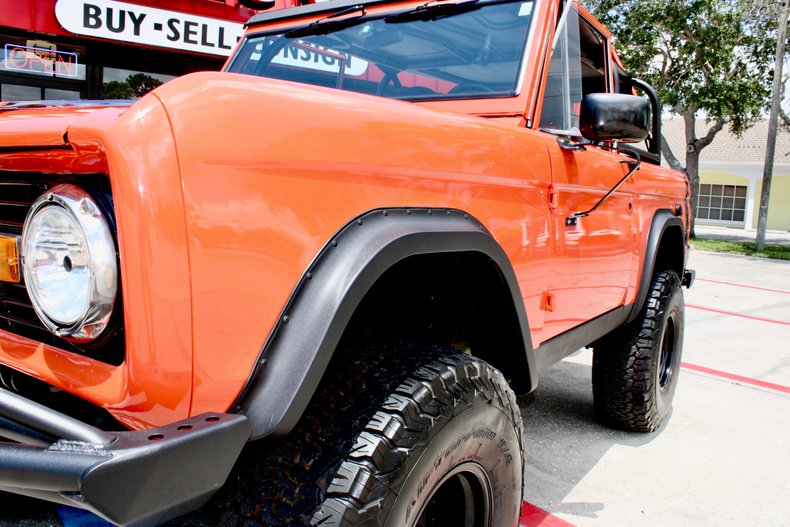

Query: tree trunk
left=683, top=110, right=700, bottom=238
left=680, top=110, right=725, bottom=239
left=685, top=151, right=700, bottom=238
left=756, top=0, right=789, bottom=251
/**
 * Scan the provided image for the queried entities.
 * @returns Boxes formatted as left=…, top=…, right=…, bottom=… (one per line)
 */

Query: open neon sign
left=3, top=44, right=79, bottom=78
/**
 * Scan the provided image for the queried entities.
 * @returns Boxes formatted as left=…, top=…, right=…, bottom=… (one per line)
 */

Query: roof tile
left=662, top=117, right=790, bottom=163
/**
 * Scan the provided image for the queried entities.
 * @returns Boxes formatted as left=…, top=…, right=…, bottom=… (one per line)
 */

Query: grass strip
left=691, top=238, right=790, bottom=261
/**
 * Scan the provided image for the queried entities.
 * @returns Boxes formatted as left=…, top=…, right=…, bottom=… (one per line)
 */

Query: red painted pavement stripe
left=686, top=304, right=790, bottom=326
left=520, top=501, right=576, bottom=527
left=681, top=362, right=790, bottom=394
left=696, top=278, right=790, bottom=295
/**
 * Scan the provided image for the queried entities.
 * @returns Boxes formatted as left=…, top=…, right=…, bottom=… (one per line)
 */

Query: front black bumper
left=0, top=387, right=250, bottom=526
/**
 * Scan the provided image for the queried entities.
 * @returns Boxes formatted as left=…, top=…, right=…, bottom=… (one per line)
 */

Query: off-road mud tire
left=181, top=344, right=524, bottom=526
left=592, top=269, right=685, bottom=432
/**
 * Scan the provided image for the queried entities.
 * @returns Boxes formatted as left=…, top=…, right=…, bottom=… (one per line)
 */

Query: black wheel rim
left=658, top=314, right=677, bottom=391
left=413, top=462, right=492, bottom=527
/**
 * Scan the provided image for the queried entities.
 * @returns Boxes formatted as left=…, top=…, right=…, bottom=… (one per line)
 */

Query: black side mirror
left=579, top=93, right=650, bottom=143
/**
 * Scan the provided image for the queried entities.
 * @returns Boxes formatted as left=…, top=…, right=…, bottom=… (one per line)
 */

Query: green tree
left=102, top=80, right=134, bottom=99
left=587, top=0, right=783, bottom=234
left=102, top=74, right=164, bottom=100
left=126, top=73, right=163, bottom=97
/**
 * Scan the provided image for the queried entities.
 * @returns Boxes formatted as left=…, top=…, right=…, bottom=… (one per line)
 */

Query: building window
left=102, top=67, right=175, bottom=99
left=697, top=184, right=747, bottom=222
left=0, top=84, right=80, bottom=101
left=1, top=83, right=39, bottom=101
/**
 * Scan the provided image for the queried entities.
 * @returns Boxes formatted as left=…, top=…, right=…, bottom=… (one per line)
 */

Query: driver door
left=537, top=4, right=635, bottom=342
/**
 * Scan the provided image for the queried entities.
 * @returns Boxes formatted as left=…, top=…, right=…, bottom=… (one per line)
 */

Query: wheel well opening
left=337, top=251, right=531, bottom=393
left=653, top=226, right=684, bottom=278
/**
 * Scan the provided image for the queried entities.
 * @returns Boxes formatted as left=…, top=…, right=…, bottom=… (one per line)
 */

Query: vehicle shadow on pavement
left=519, top=354, right=667, bottom=521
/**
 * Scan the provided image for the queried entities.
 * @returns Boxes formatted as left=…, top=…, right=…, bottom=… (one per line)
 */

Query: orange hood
left=0, top=101, right=133, bottom=149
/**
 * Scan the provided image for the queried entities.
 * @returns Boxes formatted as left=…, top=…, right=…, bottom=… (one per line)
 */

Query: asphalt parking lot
left=519, top=249, right=790, bottom=527
left=1, top=249, right=788, bottom=526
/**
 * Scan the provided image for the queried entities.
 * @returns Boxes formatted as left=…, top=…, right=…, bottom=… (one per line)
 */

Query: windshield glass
left=228, top=0, right=535, bottom=101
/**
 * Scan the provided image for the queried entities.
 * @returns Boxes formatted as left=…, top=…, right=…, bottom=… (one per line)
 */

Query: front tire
left=188, top=345, right=524, bottom=526
left=592, top=269, right=685, bottom=432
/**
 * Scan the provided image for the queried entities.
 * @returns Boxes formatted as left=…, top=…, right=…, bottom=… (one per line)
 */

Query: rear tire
left=592, top=269, right=685, bottom=432
left=181, top=344, right=524, bottom=526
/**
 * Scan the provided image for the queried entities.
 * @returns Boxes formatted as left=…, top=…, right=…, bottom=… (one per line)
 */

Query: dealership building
left=0, top=0, right=296, bottom=101
left=663, top=118, right=790, bottom=232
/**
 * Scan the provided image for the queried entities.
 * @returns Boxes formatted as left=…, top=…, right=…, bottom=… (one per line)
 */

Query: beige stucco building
left=663, top=118, right=790, bottom=232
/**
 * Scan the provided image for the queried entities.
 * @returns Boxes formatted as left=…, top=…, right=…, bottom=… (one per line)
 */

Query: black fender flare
left=627, top=209, right=686, bottom=324
left=234, top=208, right=535, bottom=440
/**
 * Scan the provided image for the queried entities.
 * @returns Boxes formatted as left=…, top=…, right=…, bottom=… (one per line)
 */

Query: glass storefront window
left=44, top=88, right=80, bottom=100
left=102, top=67, right=174, bottom=99
left=1, top=36, right=86, bottom=81
left=1, top=83, right=40, bottom=101
left=0, top=84, right=79, bottom=101
left=1, top=30, right=220, bottom=103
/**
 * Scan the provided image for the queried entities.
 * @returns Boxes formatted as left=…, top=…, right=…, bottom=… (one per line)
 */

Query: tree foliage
left=588, top=0, right=780, bottom=136
left=126, top=73, right=163, bottom=97
left=586, top=0, right=785, bottom=233
left=101, top=80, right=135, bottom=100
left=102, top=73, right=164, bottom=100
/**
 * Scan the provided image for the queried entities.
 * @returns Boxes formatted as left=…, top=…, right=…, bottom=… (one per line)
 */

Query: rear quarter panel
left=629, top=161, right=689, bottom=305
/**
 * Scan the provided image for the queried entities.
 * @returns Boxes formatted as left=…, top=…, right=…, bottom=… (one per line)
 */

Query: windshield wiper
left=284, top=4, right=368, bottom=38
left=384, top=0, right=481, bottom=23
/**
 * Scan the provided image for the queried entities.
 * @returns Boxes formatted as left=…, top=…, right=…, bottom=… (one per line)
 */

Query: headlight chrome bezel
left=21, top=184, right=118, bottom=343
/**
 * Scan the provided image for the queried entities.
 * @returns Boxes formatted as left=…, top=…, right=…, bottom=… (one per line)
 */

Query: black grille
left=0, top=173, right=124, bottom=365
left=0, top=179, right=48, bottom=233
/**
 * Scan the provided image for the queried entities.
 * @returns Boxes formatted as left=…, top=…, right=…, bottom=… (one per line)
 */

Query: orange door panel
left=542, top=140, right=634, bottom=341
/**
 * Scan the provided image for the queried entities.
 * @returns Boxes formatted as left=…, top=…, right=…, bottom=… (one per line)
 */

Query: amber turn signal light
left=0, top=235, right=20, bottom=283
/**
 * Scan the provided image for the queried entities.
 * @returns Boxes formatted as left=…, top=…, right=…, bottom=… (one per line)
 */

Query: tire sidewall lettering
left=387, top=404, right=522, bottom=527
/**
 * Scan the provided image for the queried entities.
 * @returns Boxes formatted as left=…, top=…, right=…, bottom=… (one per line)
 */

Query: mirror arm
left=629, top=78, right=661, bottom=158
left=566, top=149, right=641, bottom=226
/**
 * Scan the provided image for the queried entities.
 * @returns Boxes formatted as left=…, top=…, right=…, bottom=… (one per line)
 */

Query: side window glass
left=613, top=63, right=633, bottom=95
left=539, top=5, right=608, bottom=133
left=539, top=5, right=582, bottom=132
left=579, top=18, right=607, bottom=97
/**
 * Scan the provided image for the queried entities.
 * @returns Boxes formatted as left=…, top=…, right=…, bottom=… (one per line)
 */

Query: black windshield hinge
left=556, top=137, right=586, bottom=151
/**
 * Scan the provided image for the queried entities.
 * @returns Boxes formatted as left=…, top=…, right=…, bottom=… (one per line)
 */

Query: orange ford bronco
left=0, top=0, right=694, bottom=525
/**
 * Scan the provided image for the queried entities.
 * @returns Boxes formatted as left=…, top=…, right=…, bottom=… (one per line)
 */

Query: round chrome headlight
left=21, top=184, right=117, bottom=342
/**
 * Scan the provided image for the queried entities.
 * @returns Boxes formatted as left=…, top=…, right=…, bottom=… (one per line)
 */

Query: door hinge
left=541, top=290, right=556, bottom=312
left=548, top=186, right=558, bottom=211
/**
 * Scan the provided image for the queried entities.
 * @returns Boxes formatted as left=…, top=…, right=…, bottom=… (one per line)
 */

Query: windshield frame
left=226, top=0, right=541, bottom=106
